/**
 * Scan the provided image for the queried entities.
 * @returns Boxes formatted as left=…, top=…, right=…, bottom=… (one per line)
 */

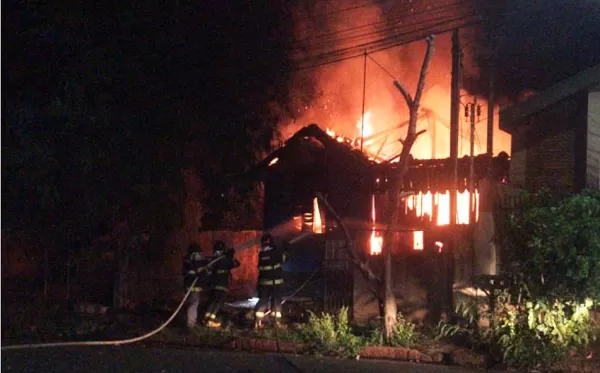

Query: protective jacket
left=211, top=249, right=240, bottom=291
left=257, top=244, right=286, bottom=286
left=183, top=251, right=211, bottom=291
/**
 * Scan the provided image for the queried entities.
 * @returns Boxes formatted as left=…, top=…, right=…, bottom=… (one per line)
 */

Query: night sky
left=3, top=0, right=600, bottom=248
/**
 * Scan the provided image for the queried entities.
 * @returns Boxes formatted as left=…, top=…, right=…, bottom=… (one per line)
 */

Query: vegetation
left=297, top=307, right=364, bottom=358
left=435, top=190, right=600, bottom=370
left=499, top=189, right=600, bottom=303
left=367, top=313, right=421, bottom=348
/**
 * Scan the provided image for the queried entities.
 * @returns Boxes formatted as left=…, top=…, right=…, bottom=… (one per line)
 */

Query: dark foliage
left=2, top=0, right=302, bottom=248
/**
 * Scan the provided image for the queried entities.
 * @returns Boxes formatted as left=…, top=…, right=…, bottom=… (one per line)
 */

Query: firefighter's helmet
left=188, top=243, right=201, bottom=254
left=213, top=240, right=226, bottom=253
left=260, top=233, right=274, bottom=247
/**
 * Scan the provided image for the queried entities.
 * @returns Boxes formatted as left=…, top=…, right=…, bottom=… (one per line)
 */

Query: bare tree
left=317, top=35, right=435, bottom=341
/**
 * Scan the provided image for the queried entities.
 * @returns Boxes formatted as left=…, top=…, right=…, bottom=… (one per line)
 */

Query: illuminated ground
left=2, top=346, right=485, bottom=373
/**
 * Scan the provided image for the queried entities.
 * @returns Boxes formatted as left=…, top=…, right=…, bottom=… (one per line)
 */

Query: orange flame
left=313, top=197, right=323, bottom=234
left=369, top=194, right=382, bottom=255
left=406, top=190, right=479, bottom=225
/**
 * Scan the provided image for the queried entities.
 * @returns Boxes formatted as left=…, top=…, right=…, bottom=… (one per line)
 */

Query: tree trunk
left=384, top=36, right=435, bottom=341
left=317, top=36, right=435, bottom=341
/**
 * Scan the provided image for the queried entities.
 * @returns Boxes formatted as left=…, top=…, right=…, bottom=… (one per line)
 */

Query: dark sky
left=471, top=0, right=600, bottom=98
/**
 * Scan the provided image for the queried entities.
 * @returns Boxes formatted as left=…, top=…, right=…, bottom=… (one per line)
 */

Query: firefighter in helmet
left=204, top=240, right=240, bottom=328
left=254, top=233, right=286, bottom=328
left=182, top=243, right=211, bottom=330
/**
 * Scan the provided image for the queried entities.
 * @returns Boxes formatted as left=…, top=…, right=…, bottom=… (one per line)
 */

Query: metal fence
left=323, top=239, right=354, bottom=316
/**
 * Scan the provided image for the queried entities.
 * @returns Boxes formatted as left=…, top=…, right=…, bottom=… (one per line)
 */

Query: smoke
left=281, top=0, right=511, bottom=159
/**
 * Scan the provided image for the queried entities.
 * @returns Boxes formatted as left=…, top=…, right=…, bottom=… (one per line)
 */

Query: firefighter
left=204, top=240, right=240, bottom=328
left=182, top=243, right=211, bottom=330
left=254, top=233, right=286, bottom=328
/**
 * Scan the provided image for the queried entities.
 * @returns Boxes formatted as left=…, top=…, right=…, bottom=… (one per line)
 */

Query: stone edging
left=149, top=334, right=446, bottom=365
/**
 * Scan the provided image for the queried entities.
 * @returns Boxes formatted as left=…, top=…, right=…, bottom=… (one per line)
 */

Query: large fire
left=282, top=0, right=512, bottom=253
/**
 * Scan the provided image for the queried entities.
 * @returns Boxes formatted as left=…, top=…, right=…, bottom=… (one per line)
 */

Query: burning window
left=413, top=231, right=424, bottom=251
left=405, top=190, right=480, bottom=225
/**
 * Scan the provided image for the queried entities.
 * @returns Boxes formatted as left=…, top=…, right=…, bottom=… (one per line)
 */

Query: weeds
left=298, top=307, right=364, bottom=358
left=435, top=297, right=597, bottom=371
left=368, top=313, right=420, bottom=348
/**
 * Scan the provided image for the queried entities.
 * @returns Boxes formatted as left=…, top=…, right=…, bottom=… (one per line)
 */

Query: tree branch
left=393, top=81, right=413, bottom=107
left=396, top=35, right=435, bottom=175
left=413, top=35, right=435, bottom=109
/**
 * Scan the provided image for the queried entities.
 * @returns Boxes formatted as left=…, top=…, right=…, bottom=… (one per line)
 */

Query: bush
left=436, top=297, right=597, bottom=370
left=369, top=313, right=420, bottom=348
left=499, top=189, right=600, bottom=303
left=435, top=300, right=485, bottom=347
left=298, top=307, right=363, bottom=358
left=491, top=299, right=595, bottom=370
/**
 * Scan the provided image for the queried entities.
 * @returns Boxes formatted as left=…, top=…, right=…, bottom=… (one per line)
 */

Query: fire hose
left=1, top=230, right=313, bottom=352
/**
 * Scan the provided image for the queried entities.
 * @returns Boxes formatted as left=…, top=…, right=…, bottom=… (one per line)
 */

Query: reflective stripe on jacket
left=257, top=245, right=285, bottom=285
left=183, top=252, right=211, bottom=290
left=210, top=251, right=240, bottom=290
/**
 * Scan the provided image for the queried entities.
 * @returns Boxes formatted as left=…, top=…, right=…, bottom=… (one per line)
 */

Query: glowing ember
left=435, top=241, right=444, bottom=253
left=268, top=157, right=279, bottom=166
left=369, top=194, right=382, bottom=255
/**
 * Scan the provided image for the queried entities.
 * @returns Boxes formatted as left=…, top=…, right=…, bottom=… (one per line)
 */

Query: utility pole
left=450, top=29, right=461, bottom=225
left=466, top=100, right=481, bottom=223
left=486, top=71, right=495, bottom=158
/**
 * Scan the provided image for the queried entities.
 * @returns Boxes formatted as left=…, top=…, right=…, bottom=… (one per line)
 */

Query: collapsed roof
left=250, top=124, right=510, bottom=193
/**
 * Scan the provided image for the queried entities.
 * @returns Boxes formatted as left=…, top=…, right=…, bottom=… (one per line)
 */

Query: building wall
left=587, top=88, right=600, bottom=189
left=352, top=230, right=454, bottom=323
left=509, top=92, right=588, bottom=193
left=120, top=230, right=261, bottom=308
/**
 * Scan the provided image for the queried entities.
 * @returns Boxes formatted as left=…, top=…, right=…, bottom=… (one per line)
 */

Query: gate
left=323, top=239, right=354, bottom=316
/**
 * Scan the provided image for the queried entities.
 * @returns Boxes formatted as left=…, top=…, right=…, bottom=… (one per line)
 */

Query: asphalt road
left=2, top=345, right=484, bottom=373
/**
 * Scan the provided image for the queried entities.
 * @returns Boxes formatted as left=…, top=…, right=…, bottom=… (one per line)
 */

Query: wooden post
left=487, top=71, right=495, bottom=158
left=448, top=28, right=462, bottom=319
left=469, top=99, right=477, bottom=224
left=450, top=29, right=461, bottom=227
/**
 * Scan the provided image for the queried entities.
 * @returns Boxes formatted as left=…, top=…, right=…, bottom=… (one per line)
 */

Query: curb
left=149, top=333, right=447, bottom=364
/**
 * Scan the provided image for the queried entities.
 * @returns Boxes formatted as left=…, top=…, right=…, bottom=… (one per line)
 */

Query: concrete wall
left=352, top=237, right=454, bottom=324
left=587, top=89, right=600, bottom=189
left=122, top=230, right=261, bottom=308
left=509, top=92, right=588, bottom=194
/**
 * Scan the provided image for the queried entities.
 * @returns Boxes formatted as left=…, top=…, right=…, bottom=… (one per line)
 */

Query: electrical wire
left=293, top=18, right=480, bottom=71
left=294, top=1, right=472, bottom=48
left=294, top=13, right=479, bottom=66
left=367, top=53, right=396, bottom=80
left=290, top=0, right=566, bottom=72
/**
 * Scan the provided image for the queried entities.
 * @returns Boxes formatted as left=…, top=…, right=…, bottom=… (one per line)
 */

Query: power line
left=367, top=54, right=396, bottom=80
left=294, top=14, right=478, bottom=66
left=293, top=2, right=473, bottom=50
left=290, top=0, right=566, bottom=72
left=293, top=17, right=479, bottom=71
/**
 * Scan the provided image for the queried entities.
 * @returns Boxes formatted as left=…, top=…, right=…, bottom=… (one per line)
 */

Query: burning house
left=249, top=123, right=510, bottom=322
